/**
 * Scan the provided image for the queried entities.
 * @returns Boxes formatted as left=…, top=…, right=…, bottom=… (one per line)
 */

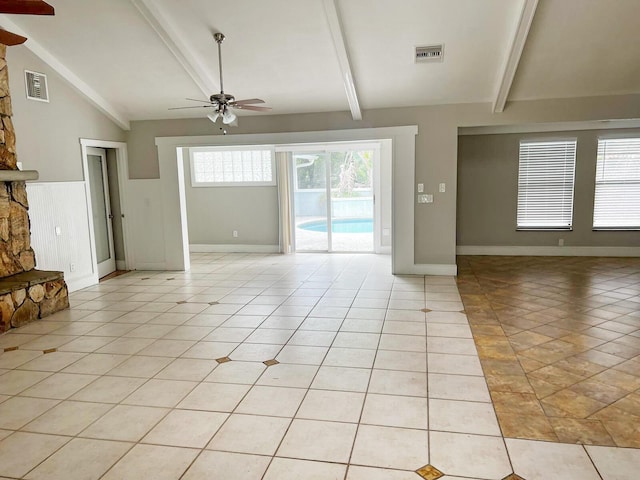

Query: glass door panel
left=293, top=153, right=329, bottom=251
left=329, top=149, right=374, bottom=252
left=87, top=148, right=116, bottom=278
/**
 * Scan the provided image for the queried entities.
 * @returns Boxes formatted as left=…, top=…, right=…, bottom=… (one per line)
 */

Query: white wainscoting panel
left=27, top=182, right=96, bottom=291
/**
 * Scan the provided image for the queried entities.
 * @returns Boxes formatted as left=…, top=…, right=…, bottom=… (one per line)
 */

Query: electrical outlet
left=55, top=226, right=61, bottom=236
left=439, top=183, right=446, bottom=193
left=417, top=183, right=424, bottom=193
left=69, top=263, right=76, bottom=272
left=558, top=238, right=564, bottom=246
left=232, top=230, right=238, bottom=238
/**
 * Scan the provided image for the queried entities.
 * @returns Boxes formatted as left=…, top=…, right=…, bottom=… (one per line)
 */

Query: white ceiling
left=510, top=0, right=640, bottom=100
left=2, top=0, right=639, bottom=127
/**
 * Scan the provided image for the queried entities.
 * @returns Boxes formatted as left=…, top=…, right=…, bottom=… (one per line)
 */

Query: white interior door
left=87, top=147, right=116, bottom=278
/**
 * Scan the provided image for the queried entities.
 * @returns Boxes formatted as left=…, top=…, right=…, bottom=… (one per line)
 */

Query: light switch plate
left=417, top=183, right=424, bottom=193
left=418, top=194, right=433, bottom=204
left=439, top=183, right=446, bottom=193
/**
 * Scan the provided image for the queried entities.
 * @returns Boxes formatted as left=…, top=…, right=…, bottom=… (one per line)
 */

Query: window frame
left=592, top=135, right=640, bottom=231
left=189, top=145, right=277, bottom=187
left=516, top=137, right=578, bottom=231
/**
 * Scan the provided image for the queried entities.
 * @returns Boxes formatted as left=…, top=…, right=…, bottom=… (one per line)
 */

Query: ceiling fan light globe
left=222, top=110, right=237, bottom=124
left=207, top=113, right=220, bottom=123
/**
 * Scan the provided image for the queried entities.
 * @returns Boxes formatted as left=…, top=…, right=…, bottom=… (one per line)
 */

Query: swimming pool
left=298, top=218, right=373, bottom=234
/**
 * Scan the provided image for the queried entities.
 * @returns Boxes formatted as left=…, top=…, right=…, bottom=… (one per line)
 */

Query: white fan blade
left=169, top=105, right=215, bottom=110
left=186, top=98, right=215, bottom=104
left=233, top=105, right=271, bottom=112
left=230, top=98, right=265, bottom=106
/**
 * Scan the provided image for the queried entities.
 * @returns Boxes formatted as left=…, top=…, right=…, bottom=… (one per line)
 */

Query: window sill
left=516, top=228, right=573, bottom=232
left=592, top=228, right=640, bottom=232
left=191, top=182, right=277, bottom=188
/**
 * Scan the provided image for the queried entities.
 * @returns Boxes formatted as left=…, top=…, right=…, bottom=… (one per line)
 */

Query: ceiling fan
left=170, top=32, right=271, bottom=126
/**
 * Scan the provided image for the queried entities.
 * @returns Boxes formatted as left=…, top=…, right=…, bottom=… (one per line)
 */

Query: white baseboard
left=457, top=245, right=640, bottom=257
left=190, top=244, right=280, bottom=254
left=377, top=246, right=392, bottom=254
left=396, top=264, right=458, bottom=276
left=133, top=262, right=168, bottom=270
left=66, top=273, right=99, bottom=293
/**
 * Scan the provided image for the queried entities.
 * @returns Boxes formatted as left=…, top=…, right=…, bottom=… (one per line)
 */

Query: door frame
left=86, top=147, right=116, bottom=277
left=80, top=139, right=134, bottom=282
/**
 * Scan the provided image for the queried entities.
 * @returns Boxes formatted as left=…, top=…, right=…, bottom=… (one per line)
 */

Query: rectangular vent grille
left=25, top=70, right=49, bottom=102
left=415, top=44, right=444, bottom=63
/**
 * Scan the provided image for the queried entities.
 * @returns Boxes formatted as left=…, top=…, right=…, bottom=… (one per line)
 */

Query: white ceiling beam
left=322, top=0, right=362, bottom=121
left=492, top=0, right=538, bottom=113
left=0, top=14, right=130, bottom=130
left=131, top=0, right=217, bottom=98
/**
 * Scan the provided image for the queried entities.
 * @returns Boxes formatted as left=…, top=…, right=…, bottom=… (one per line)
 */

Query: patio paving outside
left=294, top=217, right=373, bottom=252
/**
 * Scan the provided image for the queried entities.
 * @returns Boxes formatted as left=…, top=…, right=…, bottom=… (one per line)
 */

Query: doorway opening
left=81, top=140, right=131, bottom=282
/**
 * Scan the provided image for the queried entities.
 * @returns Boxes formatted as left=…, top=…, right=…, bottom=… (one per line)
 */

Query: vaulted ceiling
left=1, top=0, right=638, bottom=130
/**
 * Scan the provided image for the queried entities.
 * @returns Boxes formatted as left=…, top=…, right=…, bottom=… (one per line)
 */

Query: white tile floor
left=0, top=253, right=638, bottom=479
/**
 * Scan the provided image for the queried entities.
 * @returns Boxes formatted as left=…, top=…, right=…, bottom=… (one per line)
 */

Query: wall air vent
left=415, top=44, right=444, bottom=63
left=25, top=70, right=49, bottom=102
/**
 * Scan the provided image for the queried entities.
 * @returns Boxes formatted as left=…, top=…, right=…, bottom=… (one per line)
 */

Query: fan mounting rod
left=213, top=32, right=225, bottom=94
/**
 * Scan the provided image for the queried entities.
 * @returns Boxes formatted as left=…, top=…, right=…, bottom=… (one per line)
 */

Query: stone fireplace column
left=0, top=44, right=69, bottom=333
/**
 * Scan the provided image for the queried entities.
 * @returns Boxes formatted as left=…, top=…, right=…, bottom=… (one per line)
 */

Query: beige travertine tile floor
left=0, top=253, right=637, bottom=479
left=458, top=256, right=640, bottom=448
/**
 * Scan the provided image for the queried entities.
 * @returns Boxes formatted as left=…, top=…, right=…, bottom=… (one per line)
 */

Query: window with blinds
left=593, top=137, right=640, bottom=229
left=189, top=146, right=275, bottom=186
left=517, top=140, right=577, bottom=229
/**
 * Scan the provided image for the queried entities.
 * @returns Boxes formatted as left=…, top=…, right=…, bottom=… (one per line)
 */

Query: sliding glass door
left=292, top=145, right=375, bottom=252
left=293, top=152, right=329, bottom=251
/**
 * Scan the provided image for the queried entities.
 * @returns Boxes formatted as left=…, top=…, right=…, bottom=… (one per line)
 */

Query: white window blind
left=593, top=138, right=640, bottom=229
left=517, top=140, right=577, bottom=229
left=190, top=147, right=275, bottom=186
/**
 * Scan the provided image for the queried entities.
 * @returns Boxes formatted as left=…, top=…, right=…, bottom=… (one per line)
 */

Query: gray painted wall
left=126, top=94, right=640, bottom=265
left=457, top=129, right=640, bottom=247
left=183, top=153, right=279, bottom=246
left=7, top=46, right=125, bottom=182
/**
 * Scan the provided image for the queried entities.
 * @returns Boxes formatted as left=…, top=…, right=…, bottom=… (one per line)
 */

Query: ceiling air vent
left=415, top=44, right=444, bottom=63
left=24, top=70, right=49, bottom=102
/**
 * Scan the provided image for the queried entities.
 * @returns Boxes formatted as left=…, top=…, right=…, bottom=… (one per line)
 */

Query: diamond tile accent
left=420, top=308, right=432, bottom=313
left=263, top=359, right=279, bottom=367
left=215, top=357, right=232, bottom=364
left=4, top=346, right=18, bottom=352
left=166, top=278, right=175, bottom=280
left=502, top=474, right=526, bottom=480
left=209, top=301, right=220, bottom=305
left=416, top=464, right=445, bottom=480
left=43, top=348, right=57, bottom=354
left=141, top=277, right=150, bottom=280
left=176, top=301, right=188, bottom=304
